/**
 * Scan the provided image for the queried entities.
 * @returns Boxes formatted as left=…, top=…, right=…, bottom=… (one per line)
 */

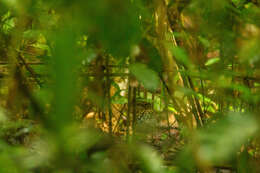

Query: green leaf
left=169, top=46, right=191, bottom=67
left=205, top=57, right=220, bottom=66
left=49, top=27, right=82, bottom=130
left=198, top=36, right=210, bottom=48
left=2, top=17, right=15, bottom=34
left=232, top=0, right=246, bottom=8
left=161, top=133, right=168, bottom=141
left=130, top=63, right=160, bottom=91
left=83, top=0, right=141, bottom=57
left=195, top=112, right=258, bottom=164
left=140, top=39, right=163, bottom=73
left=135, top=145, right=166, bottom=173
left=1, top=10, right=11, bottom=21
left=168, top=106, right=177, bottom=114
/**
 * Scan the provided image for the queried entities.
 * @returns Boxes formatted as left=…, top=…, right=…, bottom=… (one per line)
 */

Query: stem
left=105, top=55, right=113, bottom=134
left=126, top=77, right=132, bottom=138
left=132, top=87, right=137, bottom=135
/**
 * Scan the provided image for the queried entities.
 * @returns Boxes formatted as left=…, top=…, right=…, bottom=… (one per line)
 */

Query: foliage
left=0, top=0, right=259, bottom=173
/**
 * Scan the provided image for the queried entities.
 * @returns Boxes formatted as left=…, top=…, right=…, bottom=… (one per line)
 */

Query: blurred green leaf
left=169, top=46, right=191, bottom=67
left=135, top=145, right=165, bottom=173
left=130, top=63, right=160, bottom=91
left=2, top=17, right=15, bottom=34
left=168, top=106, right=177, bottom=114
left=140, top=39, right=163, bottom=73
left=195, top=112, right=258, bottom=165
left=49, top=27, right=82, bottom=130
left=232, top=0, right=246, bottom=8
left=83, top=0, right=141, bottom=57
left=205, top=57, right=220, bottom=66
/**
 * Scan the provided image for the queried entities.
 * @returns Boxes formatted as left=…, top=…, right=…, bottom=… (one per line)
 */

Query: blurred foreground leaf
left=195, top=112, right=258, bottom=165
left=130, top=63, right=160, bottom=91
left=134, top=144, right=165, bottom=173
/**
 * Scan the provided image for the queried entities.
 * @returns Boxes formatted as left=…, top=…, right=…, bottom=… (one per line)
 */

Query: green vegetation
left=0, top=0, right=260, bottom=172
